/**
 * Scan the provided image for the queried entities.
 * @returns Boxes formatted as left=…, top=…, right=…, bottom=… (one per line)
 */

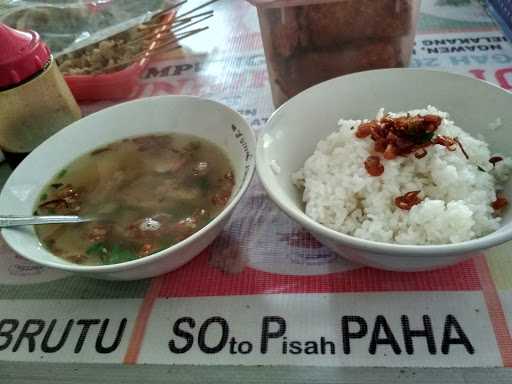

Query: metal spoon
left=0, top=215, right=94, bottom=228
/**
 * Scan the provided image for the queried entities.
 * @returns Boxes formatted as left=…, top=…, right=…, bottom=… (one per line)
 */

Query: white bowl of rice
left=256, top=69, right=512, bottom=271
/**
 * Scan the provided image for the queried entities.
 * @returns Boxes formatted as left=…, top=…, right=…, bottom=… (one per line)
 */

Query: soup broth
left=35, top=133, right=235, bottom=265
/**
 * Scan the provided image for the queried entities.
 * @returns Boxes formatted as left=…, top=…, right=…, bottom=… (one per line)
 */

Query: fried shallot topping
left=395, top=191, right=423, bottom=211
left=355, top=114, right=508, bottom=214
left=454, top=137, right=469, bottom=159
left=38, top=184, right=81, bottom=213
left=355, top=121, right=378, bottom=139
left=492, top=196, right=508, bottom=211
left=139, top=243, right=155, bottom=257
left=490, top=156, right=503, bottom=167
left=364, top=156, right=384, bottom=177
left=432, top=135, right=456, bottom=151
left=414, top=148, right=428, bottom=159
left=356, top=114, right=444, bottom=167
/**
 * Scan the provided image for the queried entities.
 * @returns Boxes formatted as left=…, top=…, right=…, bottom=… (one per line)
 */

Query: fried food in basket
left=258, top=0, right=417, bottom=106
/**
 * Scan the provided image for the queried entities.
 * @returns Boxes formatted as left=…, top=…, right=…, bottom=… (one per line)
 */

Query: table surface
left=3, top=0, right=512, bottom=382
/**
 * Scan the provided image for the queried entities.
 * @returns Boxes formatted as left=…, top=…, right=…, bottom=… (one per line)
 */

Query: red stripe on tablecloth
left=157, top=250, right=481, bottom=297
left=124, top=276, right=164, bottom=364
left=475, top=254, right=512, bottom=367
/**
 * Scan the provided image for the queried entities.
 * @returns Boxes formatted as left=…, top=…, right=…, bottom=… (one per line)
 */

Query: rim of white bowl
left=256, top=68, right=512, bottom=257
left=1, top=95, right=256, bottom=272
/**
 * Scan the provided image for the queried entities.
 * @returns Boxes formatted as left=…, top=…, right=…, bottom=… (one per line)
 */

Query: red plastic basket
left=63, top=11, right=176, bottom=102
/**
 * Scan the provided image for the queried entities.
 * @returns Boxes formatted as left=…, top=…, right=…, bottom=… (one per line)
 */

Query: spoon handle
left=0, top=215, right=93, bottom=228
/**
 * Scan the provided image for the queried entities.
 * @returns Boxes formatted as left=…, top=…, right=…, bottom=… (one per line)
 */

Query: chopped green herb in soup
left=35, top=134, right=235, bottom=265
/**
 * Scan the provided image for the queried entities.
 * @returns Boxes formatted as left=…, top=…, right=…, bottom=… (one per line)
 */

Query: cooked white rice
left=293, top=106, right=511, bottom=245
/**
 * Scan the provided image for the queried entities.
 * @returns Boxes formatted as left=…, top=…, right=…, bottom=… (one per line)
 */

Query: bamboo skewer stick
left=174, top=0, right=219, bottom=20
left=146, top=0, right=188, bottom=22
left=126, top=10, right=213, bottom=48
left=99, top=26, right=209, bottom=73
left=172, top=12, right=213, bottom=33
left=123, top=14, right=177, bottom=47
left=58, top=0, right=215, bottom=75
left=172, top=10, right=214, bottom=26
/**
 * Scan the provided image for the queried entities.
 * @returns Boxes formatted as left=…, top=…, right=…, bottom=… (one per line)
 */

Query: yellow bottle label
left=0, top=59, right=81, bottom=153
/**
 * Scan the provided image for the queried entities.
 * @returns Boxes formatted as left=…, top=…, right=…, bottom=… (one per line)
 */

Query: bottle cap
left=0, top=23, right=51, bottom=88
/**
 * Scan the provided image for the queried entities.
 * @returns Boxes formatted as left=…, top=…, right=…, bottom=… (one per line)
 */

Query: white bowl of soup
left=0, top=96, right=255, bottom=280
